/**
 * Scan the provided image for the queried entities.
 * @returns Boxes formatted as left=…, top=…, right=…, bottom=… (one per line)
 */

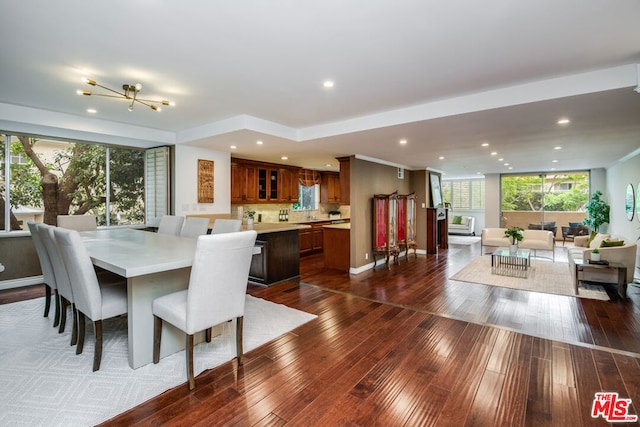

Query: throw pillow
left=569, top=222, right=581, bottom=227
left=589, top=233, right=611, bottom=249
left=460, top=216, right=469, bottom=226
left=452, top=216, right=462, bottom=225
left=601, top=239, right=625, bottom=247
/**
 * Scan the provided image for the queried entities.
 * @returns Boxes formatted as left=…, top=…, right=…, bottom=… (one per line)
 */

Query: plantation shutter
left=145, top=147, right=170, bottom=227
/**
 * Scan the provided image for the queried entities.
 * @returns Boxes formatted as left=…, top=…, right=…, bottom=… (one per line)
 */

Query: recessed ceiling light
left=557, top=118, right=570, bottom=125
left=281, top=156, right=288, bottom=160
left=498, top=158, right=504, bottom=161
left=481, top=142, right=489, bottom=147
left=491, top=152, right=497, bottom=156
left=87, top=108, right=97, bottom=114
left=508, top=166, right=513, bottom=170
left=256, top=140, right=263, bottom=145
left=230, top=145, right=237, bottom=149
left=504, top=163, right=509, bottom=166
left=325, top=163, right=332, bottom=167
left=552, top=159, right=558, bottom=163
left=399, top=139, right=407, bottom=145
left=323, top=80, right=334, bottom=88
left=438, top=156, right=445, bottom=160
left=554, top=146, right=562, bottom=150
left=550, top=168, right=556, bottom=171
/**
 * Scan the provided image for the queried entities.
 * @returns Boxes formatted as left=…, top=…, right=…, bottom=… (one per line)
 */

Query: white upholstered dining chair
left=152, top=230, right=258, bottom=389
left=54, top=227, right=128, bottom=371
left=157, top=215, right=185, bottom=236
left=180, top=217, right=210, bottom=238
left=38, top=223, right=78, bottom=343
left=57, top=214, right=98, bottom=231
left=211, top=219, right=242, bottom=234
left=28, top=222, right=60, bottom=325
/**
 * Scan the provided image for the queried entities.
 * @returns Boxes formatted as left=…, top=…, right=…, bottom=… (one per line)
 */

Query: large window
left=500, top=172, right=589, bottom=228
left=0, top=133, right=146, bottom=232
left=441, top=178, right=485, bottom=210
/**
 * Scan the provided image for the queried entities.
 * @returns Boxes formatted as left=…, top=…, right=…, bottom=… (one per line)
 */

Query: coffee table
left=574, top=258, right=628, bottom=299
left=491, top=247, right=531, bottom=278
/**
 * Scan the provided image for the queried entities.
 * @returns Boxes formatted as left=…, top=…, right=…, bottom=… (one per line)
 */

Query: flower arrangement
left=504, top=226, right=524, bottom=245
left=592, top=248, right=600, bottom=254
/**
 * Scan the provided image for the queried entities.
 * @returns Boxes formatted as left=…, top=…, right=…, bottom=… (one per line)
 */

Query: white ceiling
left=1, top=1, right=639, bottom=177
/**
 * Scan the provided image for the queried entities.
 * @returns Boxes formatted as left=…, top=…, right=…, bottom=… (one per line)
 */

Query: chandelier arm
left=89, top=93, right=128, bottom=99
left=91, top=82, right=127, bottom=98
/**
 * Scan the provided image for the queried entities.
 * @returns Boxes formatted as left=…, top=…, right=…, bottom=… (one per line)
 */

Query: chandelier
left=77, top=78, right=175, bottom=112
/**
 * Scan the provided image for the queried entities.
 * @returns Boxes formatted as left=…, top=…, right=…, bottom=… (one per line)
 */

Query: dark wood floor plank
left=4, top=243, right=638, bottom=426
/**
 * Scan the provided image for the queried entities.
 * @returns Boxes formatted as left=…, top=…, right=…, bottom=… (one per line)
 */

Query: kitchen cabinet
left=279, top=168, right=299, bottom=203
left=299, top=219, right=350, bottom=255
left=337, top=156, right=350, bottom=205
left=231, top=158, right=300, bottom=204
left=320, top=172, right=340, bottom=203
left=323, top=223, right=350, bottom=271
left=231, top=161, right=258, bottom=203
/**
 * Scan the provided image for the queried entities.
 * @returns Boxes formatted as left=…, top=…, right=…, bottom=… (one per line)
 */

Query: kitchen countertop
left=240, top=222, right=311, bottom=233
left=322, top=223, right=351, bottom=230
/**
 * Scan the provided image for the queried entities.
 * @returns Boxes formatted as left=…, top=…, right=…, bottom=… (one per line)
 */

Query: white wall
left=174, top=145, right=231, bottom=216
left=605, top=150, right=640, bottom=281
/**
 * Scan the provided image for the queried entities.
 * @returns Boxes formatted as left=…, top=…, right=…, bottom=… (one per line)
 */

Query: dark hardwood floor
left=3, top=242, right=639, bottom=426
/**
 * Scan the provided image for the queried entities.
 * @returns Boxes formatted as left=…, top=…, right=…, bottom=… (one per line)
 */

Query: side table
left=574, top=259, right=628, bottom=299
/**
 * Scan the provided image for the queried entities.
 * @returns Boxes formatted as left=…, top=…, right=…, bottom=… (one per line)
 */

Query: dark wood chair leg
left=58, top=297, right=68, bottom=333
left=186, top=334, right=195, bottom=390
left=205, top=327, right=212, bottom=342
left=93, top=320, right=103, bottom=372
left=53, top=290, right=61, bottom=327
left=236, top=316, right=244, bottom=365
left=153, top=316, right=162, bottom=364
left=44, top=284, right=51, bottom=317
left=71, top=304, right=78, bottom=346
left=76, top=311, right=86, bottom=354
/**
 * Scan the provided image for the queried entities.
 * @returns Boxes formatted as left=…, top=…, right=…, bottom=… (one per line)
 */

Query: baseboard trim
left=0, top=276, right=43, bottom=291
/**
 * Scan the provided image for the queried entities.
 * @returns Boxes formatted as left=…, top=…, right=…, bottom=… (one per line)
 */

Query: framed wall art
left=197, top=159, right=214, bottom=203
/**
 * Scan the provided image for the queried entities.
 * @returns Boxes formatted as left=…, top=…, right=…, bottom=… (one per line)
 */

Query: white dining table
left=79, top=228, right=211, bottom=369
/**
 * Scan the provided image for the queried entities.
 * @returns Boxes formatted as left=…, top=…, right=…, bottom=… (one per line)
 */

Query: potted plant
left=583, top=190, right=610, bottom=233
left=591, top=248, right=601, bottom=262
left=245, top=210, right=256, bottom=226
left=504, top=226, right=524, bottom=253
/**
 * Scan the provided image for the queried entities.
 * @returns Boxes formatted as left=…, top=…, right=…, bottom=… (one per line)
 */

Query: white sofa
left=568, top=233, right=637, bottom=284
left=481, top=228, right=555, bottom=260
left=448, top=215, right=475, bottom=236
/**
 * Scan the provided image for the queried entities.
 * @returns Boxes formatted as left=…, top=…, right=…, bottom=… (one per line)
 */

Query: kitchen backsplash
left=231, top=203, right=350, bottom=223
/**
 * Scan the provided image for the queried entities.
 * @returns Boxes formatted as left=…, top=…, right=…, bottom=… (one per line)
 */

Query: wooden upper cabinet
left=231, top=162, right=244, bottom=204
left=320, top=172, right=340, bottom=203
left=231, top=158, right=299, bottom=204
left=278, top=168, right=299, bottom=203
left=337, top=156, right=350, bottom=205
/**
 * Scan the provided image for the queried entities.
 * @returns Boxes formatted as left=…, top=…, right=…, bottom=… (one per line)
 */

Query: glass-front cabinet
left=372, top=192, right=399, bottom=268
left=398, top=193, right=417, bottom=258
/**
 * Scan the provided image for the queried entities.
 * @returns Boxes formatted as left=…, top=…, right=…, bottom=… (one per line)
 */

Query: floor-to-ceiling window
left=0, top=133, right=146, bottom=232
left=500, top=171, right=590, bottom=231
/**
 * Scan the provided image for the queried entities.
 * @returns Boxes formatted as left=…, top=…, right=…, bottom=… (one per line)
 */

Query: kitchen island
left=240, top=222, right=310, bottom=286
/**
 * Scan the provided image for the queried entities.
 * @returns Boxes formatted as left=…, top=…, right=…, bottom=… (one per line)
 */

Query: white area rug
left=0, top=295, right=316, bottom=426
left=448, top=235, right=481, bottom=245
left=450, top=256, right=609, bottom=301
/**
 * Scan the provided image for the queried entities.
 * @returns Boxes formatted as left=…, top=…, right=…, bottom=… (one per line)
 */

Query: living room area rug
left=0, top=295, right=317, bottom=427
left=450, top=255, right=609, bottom=301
